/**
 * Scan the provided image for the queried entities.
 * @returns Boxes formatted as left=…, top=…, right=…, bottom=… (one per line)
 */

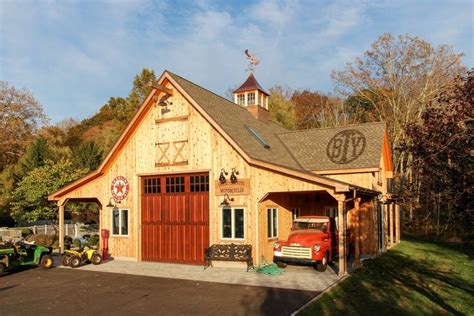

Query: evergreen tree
left=73, top=141, right=102, bottom=171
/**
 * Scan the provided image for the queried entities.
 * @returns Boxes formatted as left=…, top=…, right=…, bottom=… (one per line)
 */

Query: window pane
left=272, top=209, right=278, bottom=237
left=222, top=208, right=232, bottom=238
left=234, top=209, right=244, bottom=239
left=121, top=210, right=128, bottom=235
left=112, top=209, right=120, bottom=235
left=267, top=208, right=272, bottom=238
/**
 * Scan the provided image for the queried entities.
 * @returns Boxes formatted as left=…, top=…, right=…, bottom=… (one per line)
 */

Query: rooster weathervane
left=245, top=49, right=260, bottom=73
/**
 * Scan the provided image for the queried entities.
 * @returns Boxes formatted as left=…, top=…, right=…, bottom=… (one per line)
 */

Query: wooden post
left=395, top=204, right=400, bottom=244
left=354, top=198, right=361, bottom=267
left=389, top=203, right=394, bottom=248
left=59, top=203, right=65, bottom=253
left=337, top=199, right=346, bottom=276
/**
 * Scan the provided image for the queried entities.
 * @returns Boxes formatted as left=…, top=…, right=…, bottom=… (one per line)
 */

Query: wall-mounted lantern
left=219, top=168, right=228, bottom=184
left=106, top=197, right=119, bottom=208
left=220, top=194, right=234, bottom=207
left=230, top=168, right=239, bottom=184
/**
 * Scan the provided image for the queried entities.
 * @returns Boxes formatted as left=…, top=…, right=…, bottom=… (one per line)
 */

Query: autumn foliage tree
left=402, top=70, right=473, bottom=237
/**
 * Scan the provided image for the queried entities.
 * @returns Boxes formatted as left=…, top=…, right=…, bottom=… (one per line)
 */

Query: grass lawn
left=299, top=238, right=474, bottom=315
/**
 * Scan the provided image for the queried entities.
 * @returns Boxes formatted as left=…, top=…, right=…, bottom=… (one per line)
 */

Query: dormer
left=233, top=73, right=270, bottom=123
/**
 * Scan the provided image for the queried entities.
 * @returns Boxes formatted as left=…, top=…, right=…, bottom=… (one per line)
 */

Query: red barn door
left=141, top=173, right=209, bottom=264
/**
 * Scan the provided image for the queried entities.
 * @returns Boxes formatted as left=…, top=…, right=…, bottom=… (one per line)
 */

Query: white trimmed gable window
left=237, top=94, right=245, bottom=105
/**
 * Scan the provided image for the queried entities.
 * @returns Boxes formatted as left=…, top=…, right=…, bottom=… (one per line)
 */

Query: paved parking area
left=68, top=259, right=339, bottom=292
left=1, top=267, right=318, bottom=315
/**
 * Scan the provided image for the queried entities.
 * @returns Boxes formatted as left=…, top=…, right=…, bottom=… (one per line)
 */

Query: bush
left=88, top=234, right=100, bottom=246
left=72, top=239, right=82, bottom=249
left=64, top=235, right=73, bottom=244
left=21, top=228, right=33, bottom=237
left=52, top=240, right=59, bottom=249
left=27, top=234, right=57, bottom=247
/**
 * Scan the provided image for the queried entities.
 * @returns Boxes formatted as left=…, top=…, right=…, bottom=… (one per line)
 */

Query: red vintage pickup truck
left=273, top=216, right=338, bottom=272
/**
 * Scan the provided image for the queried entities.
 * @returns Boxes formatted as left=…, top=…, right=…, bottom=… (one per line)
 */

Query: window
left=248, top=92, right=255, bottom=105
left=237, top=94, right=245, bottom=105
left=166, top=176, right=185, bottom=193
left=267, top=208, right=278, bottom=238
left=291, top=208, right=300, bottom=222
left=222, top=208, right=244, bottom=239
left=112, top=208, right=129, bottom=236
left=190, top=174, right=209, bottom=192
left=144, top=177, right=161, bottom=194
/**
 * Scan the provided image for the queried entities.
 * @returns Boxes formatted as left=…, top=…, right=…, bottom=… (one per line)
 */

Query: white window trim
left=267, top=208, right=278, bottom=239
left=111, top=208, right=129, bottom=237
left=220, top=207, right=246, bottom=240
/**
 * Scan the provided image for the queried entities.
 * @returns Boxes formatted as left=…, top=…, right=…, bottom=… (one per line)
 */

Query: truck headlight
left=273, top=242, right=281, bottom=250
left=313, top=244, right=321, bottom=252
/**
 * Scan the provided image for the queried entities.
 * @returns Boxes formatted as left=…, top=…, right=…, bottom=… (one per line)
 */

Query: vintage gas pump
left=101, top=229, right=109, bottom=260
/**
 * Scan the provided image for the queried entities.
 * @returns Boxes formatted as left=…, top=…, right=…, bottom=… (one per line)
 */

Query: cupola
left=233, top=73, right=270, bottom=123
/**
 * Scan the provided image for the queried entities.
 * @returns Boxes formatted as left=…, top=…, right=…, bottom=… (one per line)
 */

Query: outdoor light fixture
left=219, top=168, right=228, bottom=184
left=230, top=168, right=239, bottom=184
left=106, top=197, right=119, bottom=208
left=220, top=194, right=234, bottom=207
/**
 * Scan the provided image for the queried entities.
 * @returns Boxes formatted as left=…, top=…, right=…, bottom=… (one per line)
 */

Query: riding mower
left=0, top=241, right=54, bottom=275
left=61, top=247, right=102, bottom=268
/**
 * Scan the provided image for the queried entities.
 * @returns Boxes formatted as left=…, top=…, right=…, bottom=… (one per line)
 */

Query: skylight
left=245, top=125, right=271, bottom=149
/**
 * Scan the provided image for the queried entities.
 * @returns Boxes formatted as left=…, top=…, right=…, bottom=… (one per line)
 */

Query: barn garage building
left=49, top=70, right=400, bottom=276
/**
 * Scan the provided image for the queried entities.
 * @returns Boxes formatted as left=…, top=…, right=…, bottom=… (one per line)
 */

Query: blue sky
left=1, top=0, right=472, bottom=123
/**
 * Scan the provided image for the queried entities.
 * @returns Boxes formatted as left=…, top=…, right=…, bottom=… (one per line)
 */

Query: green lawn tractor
left=0, top=241, right=54, bottom=275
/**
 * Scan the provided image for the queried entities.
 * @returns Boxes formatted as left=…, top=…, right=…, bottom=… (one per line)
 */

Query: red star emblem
left=115, top=181, right=125, bottom=194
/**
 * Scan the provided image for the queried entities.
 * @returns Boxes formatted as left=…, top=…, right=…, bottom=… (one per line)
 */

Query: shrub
left=88, top=234, right=100, bottom=246
left=52, top=240, right=59, bottom=249
left=72, top=239, right=82, bottom=249
left=21, top=228, right=33, bottom=237
left=64, top=235, right=73, bottom=244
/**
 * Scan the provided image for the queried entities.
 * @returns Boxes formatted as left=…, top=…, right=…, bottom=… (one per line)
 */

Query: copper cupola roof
left=233, top=73, right=269, bottom=96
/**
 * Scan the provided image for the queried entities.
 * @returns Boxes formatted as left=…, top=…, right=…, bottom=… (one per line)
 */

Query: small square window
left=248, top=92, right=255, bottom=105
left=237, top=94, right=245, bottom=105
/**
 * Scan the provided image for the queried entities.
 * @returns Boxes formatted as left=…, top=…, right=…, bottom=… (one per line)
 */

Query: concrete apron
left=59, top=259, right=340, bottom=292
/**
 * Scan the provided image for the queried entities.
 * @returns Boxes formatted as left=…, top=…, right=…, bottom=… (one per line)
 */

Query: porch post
left=395, top=204, right=400, bottom=244
left=337, top=199, right=346, bottom=276
left=59, top=202, right=65, bottom=253
left=354, top=198, right=362, bottom=267
left=389, top=203, right=394, bottom=248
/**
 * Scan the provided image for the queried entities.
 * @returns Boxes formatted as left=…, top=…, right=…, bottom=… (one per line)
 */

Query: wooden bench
left=204, top=244, right=253, bottom=271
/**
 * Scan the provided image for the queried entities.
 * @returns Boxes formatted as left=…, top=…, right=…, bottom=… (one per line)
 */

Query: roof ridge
left=277, top=121, right=386, bottom=135
left=167, top=71, right=253, bottom=116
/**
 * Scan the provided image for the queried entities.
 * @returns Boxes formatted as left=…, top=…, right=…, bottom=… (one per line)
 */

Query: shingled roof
left=277, top=122, right=386, bottom=171
left=168, top=72, right=302, bottom=171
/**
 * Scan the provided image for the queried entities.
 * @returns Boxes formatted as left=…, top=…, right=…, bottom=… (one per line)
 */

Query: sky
left=1, top=0, right=473, bottom=123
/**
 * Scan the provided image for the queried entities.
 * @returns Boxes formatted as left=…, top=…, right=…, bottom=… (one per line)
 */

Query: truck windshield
left=293, top=221, right=328, bottom=232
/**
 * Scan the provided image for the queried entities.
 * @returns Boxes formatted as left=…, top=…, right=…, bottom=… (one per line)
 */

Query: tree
left=332, top=33, right=465, bottom=191
left=268, top=85, right=296, bottom=129
left=127, top=68, right=156, bottom=113
left=10, top=159, right=88, bottom=223
left=73, top=141, right=102, bottom=171
left=0, top=81, right=48, bottom=171
left=21, top=137, right=51, bottom=171
left=403, top=70, right=473, bottom=236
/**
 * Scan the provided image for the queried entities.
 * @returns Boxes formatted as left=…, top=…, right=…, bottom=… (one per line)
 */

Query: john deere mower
left=0, top=241, right=54, bottom=275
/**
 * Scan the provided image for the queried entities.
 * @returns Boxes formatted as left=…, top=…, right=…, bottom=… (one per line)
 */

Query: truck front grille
left=281, top=246, right=312, bottom=259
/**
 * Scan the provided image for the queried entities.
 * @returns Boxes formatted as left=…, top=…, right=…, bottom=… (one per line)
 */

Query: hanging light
left=220, top=194, right=234, bottom=207
left=219, top=169, right=228, bottom=184
left=106, top=197, right=116, bottom=208
left=230, top=168, right=239, bottom=184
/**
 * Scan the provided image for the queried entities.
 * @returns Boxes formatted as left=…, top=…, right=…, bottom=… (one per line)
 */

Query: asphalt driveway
left=0, top=267, right=317, bottom=315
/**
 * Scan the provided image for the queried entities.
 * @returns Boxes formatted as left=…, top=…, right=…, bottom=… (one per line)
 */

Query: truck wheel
left=40, top=254, right=54, bottom=269
left=315, top=252, right=329, bottom=272
left=61, top=254, right=71, bottom=266
left=70, top=256, right=82, bottom=268
left=276, top=262, right=287, bottom=268
left=91, top=253, right=102, bottom=265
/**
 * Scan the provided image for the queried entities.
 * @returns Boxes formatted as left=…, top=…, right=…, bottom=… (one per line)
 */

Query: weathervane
left=244, top=49, right=260, bottom=73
